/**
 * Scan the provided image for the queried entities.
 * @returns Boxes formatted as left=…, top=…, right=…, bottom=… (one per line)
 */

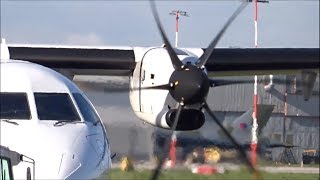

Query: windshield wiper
left=53, top=120, right=83, bottom=127
left=93, top=121, right=101, bottom=126
left=1, top=119, right=19, bottom=125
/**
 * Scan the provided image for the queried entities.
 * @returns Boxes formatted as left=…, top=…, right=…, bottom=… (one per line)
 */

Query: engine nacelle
left=129, top=47, right=206, bottom=131
left=166, top=109, right=205, bottom=131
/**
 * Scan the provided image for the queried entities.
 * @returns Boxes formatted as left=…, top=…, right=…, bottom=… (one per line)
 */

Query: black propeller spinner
left=169, top=64, right=210, bottom=105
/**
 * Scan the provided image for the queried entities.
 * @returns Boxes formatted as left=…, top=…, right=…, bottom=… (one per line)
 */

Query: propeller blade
left=75, top=79, right=171, bottom=93
left=150, top=0, right=184, bottom=70
left=301, top=70, right=317, bottom=101
left=151, top=101, right=184, bottom=180
left=202, top=101, right=259, bottom=176
left=210, top=78, right=252, bottom=87
left=209, top=77, right=287, bottom=87
left=196, top=2, right=248, bottom=68
left=210, top=74, right=318, bottom=89
left=267, top=144, right=299, bottom=148
left=74, top=80, right=129, bottom=93
left=140, top=83, right=172, bottom=90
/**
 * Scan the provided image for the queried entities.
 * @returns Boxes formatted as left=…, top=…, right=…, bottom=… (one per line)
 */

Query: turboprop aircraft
left=1, top=1, right=319, bottom=179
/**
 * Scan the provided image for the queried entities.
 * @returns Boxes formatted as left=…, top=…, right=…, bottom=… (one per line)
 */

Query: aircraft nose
left=58, top=152, right=82, bottom=179
left=58, top=130, right=110, bottom=179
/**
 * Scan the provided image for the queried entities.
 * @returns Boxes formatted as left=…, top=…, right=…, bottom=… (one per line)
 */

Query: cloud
left=65, top=33, right=105, bottom=45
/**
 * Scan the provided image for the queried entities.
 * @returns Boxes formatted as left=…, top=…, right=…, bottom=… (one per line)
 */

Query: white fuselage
left=0, top=61, right=111, bottom=179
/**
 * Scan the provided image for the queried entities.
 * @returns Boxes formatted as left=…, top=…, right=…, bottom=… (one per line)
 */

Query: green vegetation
left=98, top=168, right=319, bottom=180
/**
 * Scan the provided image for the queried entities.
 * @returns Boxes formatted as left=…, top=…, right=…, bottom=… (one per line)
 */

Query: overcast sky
left=1, top=1, right=319, bottom=48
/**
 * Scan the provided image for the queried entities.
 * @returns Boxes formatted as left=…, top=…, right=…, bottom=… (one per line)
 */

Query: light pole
left=169, top=10, right=189, bottom=47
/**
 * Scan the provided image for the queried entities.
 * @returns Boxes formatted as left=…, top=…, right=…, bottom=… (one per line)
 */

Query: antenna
left=169, top=10, right=189, bottom=47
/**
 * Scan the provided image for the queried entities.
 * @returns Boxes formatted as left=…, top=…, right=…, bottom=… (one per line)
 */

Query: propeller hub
left=169, top=64, right=210, bottom=104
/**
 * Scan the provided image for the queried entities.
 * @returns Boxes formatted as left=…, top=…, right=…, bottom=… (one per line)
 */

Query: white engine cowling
left=129, top=47, right=206, bottom=130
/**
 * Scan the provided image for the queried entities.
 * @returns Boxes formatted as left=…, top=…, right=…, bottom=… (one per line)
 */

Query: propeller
left=148, top=1, right=250, bottom=105
left=148, top=1, right=261, bottom=180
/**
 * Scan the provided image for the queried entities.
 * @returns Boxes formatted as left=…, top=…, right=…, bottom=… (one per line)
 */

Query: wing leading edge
left=8, top=46, right=136, bottom=76
left=203, top=48, right=319, bottom=76
left=8, top=45, right=319, bottom=76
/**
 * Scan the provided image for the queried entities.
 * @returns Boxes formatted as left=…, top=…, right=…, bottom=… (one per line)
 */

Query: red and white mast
left=251, top=75, right=258, bottom=166
left=250, top=0, right=269, bottom=167
left=175, top=12, right=179, bottom=48
left=169, top=10, right=189, bottom=47
left=251, top=0, right=259, bottom=167
left=254, top=0, right=258, bottom=48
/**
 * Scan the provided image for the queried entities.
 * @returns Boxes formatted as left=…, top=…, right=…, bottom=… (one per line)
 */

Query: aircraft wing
left=8, top=45, right=136, bottom=76
left=203, top=48, right=319, bottom=76
left=8, top=45, right=319, bottom=76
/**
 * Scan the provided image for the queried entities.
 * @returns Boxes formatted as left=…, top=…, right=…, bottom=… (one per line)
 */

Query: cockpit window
left=73, top=93, right=100, bottom=124
left=34, top=93, right=80, bottom=121
left=0, top=93, right=31, bottom=120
